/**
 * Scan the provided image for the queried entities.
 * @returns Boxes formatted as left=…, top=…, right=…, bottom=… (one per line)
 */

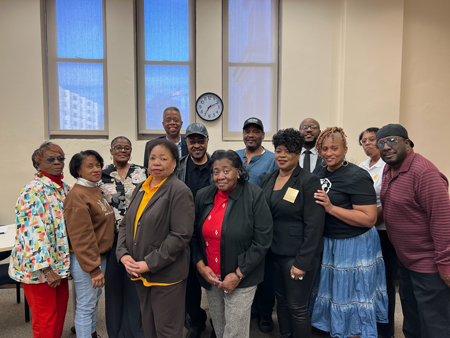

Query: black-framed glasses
left=377, top=137, right=401, bottom=149
left=300, top=125, right=319, bottom=130
left=360, top=137, right=376, bottom=145
left=46, top=156, right=65, bottom=163
left=112, top=146, right=132, bottom=152
left=186, top=138, right=207, bottom=145
left=163, top=118, right=182, bottom=123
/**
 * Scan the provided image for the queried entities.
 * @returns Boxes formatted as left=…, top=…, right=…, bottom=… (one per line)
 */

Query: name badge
left=283, top=187, right=299, bottom=203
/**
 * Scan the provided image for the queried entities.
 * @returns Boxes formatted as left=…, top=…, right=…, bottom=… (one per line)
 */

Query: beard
left=304, top=140, right=316, bottom=149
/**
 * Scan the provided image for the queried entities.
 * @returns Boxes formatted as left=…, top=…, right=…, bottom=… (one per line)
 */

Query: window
left=136, top=0, right=195, bottom=135
left=223, top=0, right=279, bottom=140
left=44, top=0, right=107, bottom=137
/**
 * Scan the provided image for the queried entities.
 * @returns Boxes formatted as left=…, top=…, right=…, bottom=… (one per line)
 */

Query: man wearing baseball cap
left=236, top=117, right=278, bottom=333
left=378, top=123, right=450, bottom=338
left=176, top=122, right=213, bottom=338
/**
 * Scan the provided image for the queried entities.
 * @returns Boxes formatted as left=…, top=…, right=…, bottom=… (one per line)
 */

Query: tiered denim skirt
left=309, top=226, right=388, bottom=338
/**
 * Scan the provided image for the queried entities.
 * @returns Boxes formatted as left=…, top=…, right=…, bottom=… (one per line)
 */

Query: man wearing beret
left=378, top=124, right=450, bottom=338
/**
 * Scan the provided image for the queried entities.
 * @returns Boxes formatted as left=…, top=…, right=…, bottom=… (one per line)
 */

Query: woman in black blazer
left=260, top=128, right=325, bottom=338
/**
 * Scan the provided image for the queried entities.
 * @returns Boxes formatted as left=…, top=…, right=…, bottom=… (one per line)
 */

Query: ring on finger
left=291, top=274, right=295, bottom=280
left=224, top=290, right=228, bottom=294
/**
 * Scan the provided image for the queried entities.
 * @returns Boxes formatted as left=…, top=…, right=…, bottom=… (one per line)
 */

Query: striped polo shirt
left=380, top=149, right=450, bottom=274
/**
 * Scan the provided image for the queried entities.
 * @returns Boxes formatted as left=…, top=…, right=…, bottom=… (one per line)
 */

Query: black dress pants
left=377, top=230, right=398, bottom=338
left=272, top=254, right=319, bottom=338
left=252, top=250, right=276, bottom=316
left=185, top=259, right=207, bottom=327
left=105, top=234, right=144, bottom=338
left=398, top=260, right=450, bottom=338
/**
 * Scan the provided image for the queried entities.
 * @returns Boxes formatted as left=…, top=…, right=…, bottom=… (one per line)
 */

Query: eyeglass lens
left=46, top=156, right=65, bottom=163
left=113, top=146, right=131, bottom=151
left=301, top=125, right=318, bottom=130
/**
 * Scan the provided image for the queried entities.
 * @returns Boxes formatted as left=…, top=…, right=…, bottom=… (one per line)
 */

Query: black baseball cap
left=376, top=123, right=414, bottom=148
left=185, top=123, right=209, bottom=138
left=242, top=117, right=264, bottom=132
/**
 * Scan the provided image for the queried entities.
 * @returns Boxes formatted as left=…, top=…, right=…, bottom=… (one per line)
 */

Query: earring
left=342, top=158, right=349, bottom=167
left=129, top=155, right=132, bottom=162
left=321, top=159, right=327, bottom=168
left=110, top=155, right=113, bottom=161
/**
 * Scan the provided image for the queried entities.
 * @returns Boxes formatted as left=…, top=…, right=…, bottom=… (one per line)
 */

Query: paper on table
left=0, top=225, right=9, bottom=234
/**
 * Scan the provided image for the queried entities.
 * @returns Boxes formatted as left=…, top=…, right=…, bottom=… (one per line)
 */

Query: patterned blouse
left=98, top=163, right=147, bottom=231
left=9, top=175, right=71, bottom=284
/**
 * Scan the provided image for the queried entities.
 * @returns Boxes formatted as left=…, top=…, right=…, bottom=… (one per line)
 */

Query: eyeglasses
left=46, top=156, right=65, bottom=163
left=163, top=118, right=182, bottom=123
left=300, top=125, right=319, bottom=130
left=360, top=137, right=376, bottom=145
left=186, top=138, right=207, bottom=145
left=112, top=146, right=132, bottom=152
left=377, top=137, right=401, bottom=149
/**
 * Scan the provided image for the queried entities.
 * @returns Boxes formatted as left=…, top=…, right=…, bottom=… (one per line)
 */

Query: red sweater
left=381, top=150, right=450, bottom=274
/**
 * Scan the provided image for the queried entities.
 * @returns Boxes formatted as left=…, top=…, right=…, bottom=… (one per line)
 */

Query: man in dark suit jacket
left=143, top=106, right=189, bottom=169
left=299, top=118, right=322, bottom=172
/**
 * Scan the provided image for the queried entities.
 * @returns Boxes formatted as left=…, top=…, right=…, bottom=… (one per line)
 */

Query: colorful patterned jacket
left=9, top=175, right=71, bottom=284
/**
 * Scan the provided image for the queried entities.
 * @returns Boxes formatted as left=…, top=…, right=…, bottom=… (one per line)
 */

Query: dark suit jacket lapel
left=263, top=166, right=301, bottom=209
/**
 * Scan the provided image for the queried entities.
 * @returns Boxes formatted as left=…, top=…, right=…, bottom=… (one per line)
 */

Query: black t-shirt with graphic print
left=313, top=162, right=376, bottom=239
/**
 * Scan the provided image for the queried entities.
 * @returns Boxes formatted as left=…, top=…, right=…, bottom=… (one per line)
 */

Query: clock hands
left=205, top=102, right=219, bottom=113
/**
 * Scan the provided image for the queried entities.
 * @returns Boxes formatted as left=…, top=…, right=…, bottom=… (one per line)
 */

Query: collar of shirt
left=360, top=157, right=385, bottom=170
left=187, top=156, right=210, bottom=173
left=244, top=147, right=266, bottom=161
left=383, top=149, right=416, bottom=178
left=301, top=147, right=317, bottom=155
left=142, top=174, right=167, bottom=194
left=166, top=135, right=182, bottom=155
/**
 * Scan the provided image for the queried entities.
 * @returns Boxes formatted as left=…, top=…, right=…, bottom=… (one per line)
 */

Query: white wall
left=1, top=0, right=449, bottom=224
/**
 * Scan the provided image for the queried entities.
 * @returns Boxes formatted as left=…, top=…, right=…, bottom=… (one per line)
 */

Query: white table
left=0, top=224, right=16, bottom=253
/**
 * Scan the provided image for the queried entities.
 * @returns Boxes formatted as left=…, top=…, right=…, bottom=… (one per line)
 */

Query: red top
left=202, top=189, right=232, bottom=276
left=381, top=149, right=450, bottom=274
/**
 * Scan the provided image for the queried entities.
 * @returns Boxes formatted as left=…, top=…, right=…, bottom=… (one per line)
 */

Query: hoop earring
left=321, top=159, right=327, bottom=168
left=342, top=158, right=349, bottom=167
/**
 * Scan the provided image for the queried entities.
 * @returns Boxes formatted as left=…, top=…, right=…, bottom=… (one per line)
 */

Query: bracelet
left=235, top=271, right=243, bottom=281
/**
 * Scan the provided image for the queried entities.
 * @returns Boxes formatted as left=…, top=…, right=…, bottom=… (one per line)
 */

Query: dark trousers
left=105, top=234, right=144, bottom=338
left=398, top=261, right=450, bottom=338
left=377, top=230, right=398, bottom=338
left=252, top=250, right=275, bottom=316
left=135, top=279, right=187, bottom=338
left=185, top=260, right=207, bottom=328
left=273, top=254, right=319, bottom=338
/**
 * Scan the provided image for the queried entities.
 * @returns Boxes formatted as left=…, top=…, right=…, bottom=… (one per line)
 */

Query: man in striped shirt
left=378, top=124, right=450, bottom=338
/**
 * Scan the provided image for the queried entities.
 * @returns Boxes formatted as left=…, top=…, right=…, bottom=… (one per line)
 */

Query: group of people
left=7, top=105, right=450, bottom=338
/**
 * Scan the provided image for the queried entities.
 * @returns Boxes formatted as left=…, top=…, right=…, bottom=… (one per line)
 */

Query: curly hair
left=210, top=150, right=249, bottom=184
left=272, top=128, right=303, bottom=154
left=315, top=127, right=348, bottom=155
left=358, top=127, right=379, bottom=145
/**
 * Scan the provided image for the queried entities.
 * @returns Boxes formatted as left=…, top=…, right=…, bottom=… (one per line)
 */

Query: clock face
left=195, top=92, right=223, bottom=121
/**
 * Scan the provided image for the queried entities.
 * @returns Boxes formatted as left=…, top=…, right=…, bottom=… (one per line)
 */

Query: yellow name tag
left=283, top=187, right=299, bottom=203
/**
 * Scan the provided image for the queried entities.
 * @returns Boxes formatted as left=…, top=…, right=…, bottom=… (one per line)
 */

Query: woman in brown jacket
left=116, top=138, right=195, bottom=338
left=64, top=150, right=115, bottom=338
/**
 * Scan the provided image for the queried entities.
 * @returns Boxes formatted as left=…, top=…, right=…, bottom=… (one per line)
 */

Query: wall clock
left=195, top=92, right=223, bottom=121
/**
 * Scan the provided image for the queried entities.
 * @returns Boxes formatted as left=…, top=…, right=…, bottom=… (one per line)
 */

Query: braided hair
left=315, top=126, right=348, bottom=155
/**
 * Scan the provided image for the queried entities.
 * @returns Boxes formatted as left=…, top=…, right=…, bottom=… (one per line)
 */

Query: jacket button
left=134, top=242, right=137, bottom=246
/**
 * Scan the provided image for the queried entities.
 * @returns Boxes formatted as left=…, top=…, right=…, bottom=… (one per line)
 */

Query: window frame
left=44, top=0, right=108, bottom=138
left=136, top=0, right=196, bottom=137
left=222, top=0, right=279, bottom=141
